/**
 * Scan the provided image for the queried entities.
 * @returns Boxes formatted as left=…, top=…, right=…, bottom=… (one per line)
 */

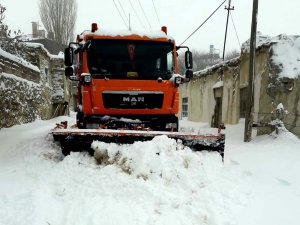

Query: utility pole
left=244, top=0, right=259, bottom=142
left=222, top=0, right=234, bottom=61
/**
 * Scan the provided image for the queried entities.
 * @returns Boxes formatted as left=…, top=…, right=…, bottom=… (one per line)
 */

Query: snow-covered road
left=0, top=117, right=300, bottom=225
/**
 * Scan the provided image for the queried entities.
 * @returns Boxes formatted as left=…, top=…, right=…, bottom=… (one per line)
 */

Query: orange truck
left=53, top=23, right=225, bottom=157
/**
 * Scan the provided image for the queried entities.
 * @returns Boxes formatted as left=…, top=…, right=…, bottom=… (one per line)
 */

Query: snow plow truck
left=52, top=23, right=225, bottom=158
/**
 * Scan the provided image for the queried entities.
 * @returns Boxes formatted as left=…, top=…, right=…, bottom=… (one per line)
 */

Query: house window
left=182, top=97, right=188, bottom=118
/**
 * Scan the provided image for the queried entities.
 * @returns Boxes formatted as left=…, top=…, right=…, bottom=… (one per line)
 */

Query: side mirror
left=185, top=69, right=193, bottom=79
left=64, top=47, right=74, bottom=67
left=65, top=66, right=74, bottom=76
left=185, top=50, right=193, bottom=69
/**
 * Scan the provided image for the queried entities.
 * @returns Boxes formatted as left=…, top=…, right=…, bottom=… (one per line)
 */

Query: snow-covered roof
left=241, top=32, right=273, bottom=53
left=212, top=81, right=224, bottom=89
left=193, top=57, right=240, bottom=78
left=270, top=35, right=300, bottom=79
left=81, top=28, right=174, bottom=41
left=242, top=34, right=300, bottom=79
left=23, top=42, right=64, bottom=59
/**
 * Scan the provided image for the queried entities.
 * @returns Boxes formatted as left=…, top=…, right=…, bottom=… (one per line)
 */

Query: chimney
left=32, top=22, right=38, bottom=38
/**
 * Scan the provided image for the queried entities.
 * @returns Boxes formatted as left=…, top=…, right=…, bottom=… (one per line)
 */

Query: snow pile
left=92, top=135, right=201, bottom=180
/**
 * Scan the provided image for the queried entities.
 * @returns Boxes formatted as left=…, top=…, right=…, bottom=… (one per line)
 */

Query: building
left=179, top=34, right=300, bottom=137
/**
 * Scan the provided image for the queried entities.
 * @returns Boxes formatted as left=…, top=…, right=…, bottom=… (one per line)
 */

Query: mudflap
left=52, top=129, right=225, bottom=159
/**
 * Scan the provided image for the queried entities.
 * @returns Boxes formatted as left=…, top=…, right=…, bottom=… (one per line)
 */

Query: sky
left=1, top=0, right=300, bottom=54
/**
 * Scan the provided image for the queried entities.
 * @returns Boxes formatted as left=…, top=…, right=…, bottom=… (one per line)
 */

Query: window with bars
left=182, top=97, right=188, bottom=117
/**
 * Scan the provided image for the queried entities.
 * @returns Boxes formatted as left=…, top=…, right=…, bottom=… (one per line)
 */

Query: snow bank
left=92, top=135, right=202, bottom=181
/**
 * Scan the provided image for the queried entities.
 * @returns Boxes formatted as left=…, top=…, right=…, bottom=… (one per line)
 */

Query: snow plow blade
left=52, top=128, right=225, bottom=158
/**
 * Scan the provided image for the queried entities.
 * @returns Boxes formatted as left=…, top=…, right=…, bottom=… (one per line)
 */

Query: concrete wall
left=179, top=74, right=217, bottom=122
left=179, top=59, right=240, bottom=126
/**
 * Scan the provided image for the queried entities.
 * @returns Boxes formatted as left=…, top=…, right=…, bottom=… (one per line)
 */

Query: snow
left=1, top=115, right=300, bottom=225
left=276, top=103, right=284, bottom=110
left=212, top=81, right=224, bottom=89
left=23, top=42, right=64, bottom=59
left=271, top=35, right=300, bottom=78
left=242, top=34, right=300, bottom=79
left=81, top=28, right=174, bottom=41
left=0, top=72, right=40, bottom=87
left=0, top=47, right=40, bottom=72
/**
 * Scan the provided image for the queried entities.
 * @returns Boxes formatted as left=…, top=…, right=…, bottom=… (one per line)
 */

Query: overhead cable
left=128, top=0, right=146, bottom=29
left=151, top=0, right=161, bottom=26
left=113, top=0, right=128, bottom=28
left=117, top=0, right=129, bottom=23
left=179, top=0, right=227, bottom=46
left=230, top=11, right=241, bottom=49
left=137, top=0, right=152, bottom=30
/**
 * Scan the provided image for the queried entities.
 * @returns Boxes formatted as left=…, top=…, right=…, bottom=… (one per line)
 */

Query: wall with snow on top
left=0, top=43, right=66, bottom=128
left=0, top=73, right=51, bottom=128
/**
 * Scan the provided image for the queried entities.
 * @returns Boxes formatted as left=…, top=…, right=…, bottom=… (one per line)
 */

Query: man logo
left=123, top=96, right=144, bottom=106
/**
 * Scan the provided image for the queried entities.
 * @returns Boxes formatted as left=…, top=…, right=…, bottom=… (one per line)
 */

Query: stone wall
left=0, top=44, right=65, bottom=128
left=0, top=73, right=51, bottom=127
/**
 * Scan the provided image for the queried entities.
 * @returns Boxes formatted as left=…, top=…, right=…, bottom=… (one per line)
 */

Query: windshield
left=86, top=39, right=174, bottom=80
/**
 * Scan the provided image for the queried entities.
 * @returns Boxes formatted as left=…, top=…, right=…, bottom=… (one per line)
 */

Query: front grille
left=102, top=91, right=164, bottom=109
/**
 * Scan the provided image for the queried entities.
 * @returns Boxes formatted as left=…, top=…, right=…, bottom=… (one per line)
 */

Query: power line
left=230, top=11, right=241, bottom=49
left=151, top=0, right=161, bottom=26
left=137, top=0, right=152, bottom=30
left=128, top=0, right=146, bottom=29
left=112, top=0, right=128, bottom=28
left=117, top=0, right=129, bottom=24
left=179, top=0, right=227, bottom=46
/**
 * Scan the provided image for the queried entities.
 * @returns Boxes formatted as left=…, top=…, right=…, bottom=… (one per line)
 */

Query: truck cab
left=65, top=23, right=193, bottom=131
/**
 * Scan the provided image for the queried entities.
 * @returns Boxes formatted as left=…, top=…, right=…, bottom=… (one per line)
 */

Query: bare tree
left=178, top=49, right=222, bottom=74
left=225, top=49, right=240, bottom=60
left=0, top=4, right=8, bottom=37
left=39, top=0, right=78, bottom=45
left=0, top=4, right=24, bottom=57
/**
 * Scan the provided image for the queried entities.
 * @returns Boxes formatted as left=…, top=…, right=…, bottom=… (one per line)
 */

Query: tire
left=76, top=112, right=85, bottom=129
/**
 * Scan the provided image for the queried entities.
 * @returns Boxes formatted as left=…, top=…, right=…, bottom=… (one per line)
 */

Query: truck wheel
left=76, top=112, right=85, bottom=128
